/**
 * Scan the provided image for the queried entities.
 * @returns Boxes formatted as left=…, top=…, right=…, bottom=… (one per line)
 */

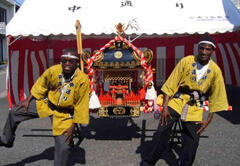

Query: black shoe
left=0, top=137, right=5, bottom=147
left=0, top=137, right=13, bottom=148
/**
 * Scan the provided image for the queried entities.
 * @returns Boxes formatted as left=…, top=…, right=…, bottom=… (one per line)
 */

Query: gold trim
left=98, top=107, right=109, bottom=117
left=122, top=42, right=130, bottom=49
left=109, top=44, right=116, bottom=50
left=114, top=51, right=123, bottom=59
left=113, top=107, right=126, bottom=115
left=114, top=62, right=120, bottom=68
left=144, top=49, right=153, bottom=64
left=82, top=51, right=91, bottom=64
left=130, top=61, right=136, bottom=68
left=93, top=50, right=104, bottom=63
left=132, top=51, right=141, bottom=62
left=152, top=68, right=156, bottom=73
left=130, top=107, right=140, bottom=117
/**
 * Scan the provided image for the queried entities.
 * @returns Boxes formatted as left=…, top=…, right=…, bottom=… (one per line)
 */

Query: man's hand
left=15, top=94, right=33, bottom=112
left=196, top=112, right=214, bottom=135
left=196, top=121, right=209, bottom=135
left=63, top=123, right=76, bottom=144
left=160, top=94, right=171, bottom=126
left=160, top=107, right=172, bottom=126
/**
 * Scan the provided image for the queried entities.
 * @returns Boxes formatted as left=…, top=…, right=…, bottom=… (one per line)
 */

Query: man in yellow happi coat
left=141, top=37, right=229, bottom=166
left=0, top=48, right=90, bottom=166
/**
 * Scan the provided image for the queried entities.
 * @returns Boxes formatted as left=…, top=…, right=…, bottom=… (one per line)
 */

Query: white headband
left=198, top=41, right=216, bottom=48
left=61, top=54, right=79, bottom=59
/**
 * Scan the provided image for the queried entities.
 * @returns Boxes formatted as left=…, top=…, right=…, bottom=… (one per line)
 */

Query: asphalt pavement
left=0, top=68, right=6, bottom=98
left=0, top=85, right=239, bottom=166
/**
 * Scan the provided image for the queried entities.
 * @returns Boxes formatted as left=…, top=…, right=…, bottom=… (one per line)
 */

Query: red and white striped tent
left=6, top=0, right=240, bottom=107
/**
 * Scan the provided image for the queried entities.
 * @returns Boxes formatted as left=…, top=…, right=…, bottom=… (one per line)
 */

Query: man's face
left=197, top=43, right=214, bottom=63
left=61, top=55, right=78, bottom=74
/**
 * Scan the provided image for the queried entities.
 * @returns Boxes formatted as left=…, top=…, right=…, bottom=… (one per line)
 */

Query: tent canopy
left=6, top=0, right=240, bottom=37
left=6, top=0, right=240, bottom=107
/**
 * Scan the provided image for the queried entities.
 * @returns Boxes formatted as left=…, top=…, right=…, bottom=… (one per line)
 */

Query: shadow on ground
left=81, top=116, right=141, bottom=140
left=217, top=85, right=240, bottom=124
left=3, top=146, right=85, bottom=166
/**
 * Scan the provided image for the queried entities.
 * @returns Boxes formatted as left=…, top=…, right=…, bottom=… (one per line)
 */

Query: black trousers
left=0, top=99, right=72, bottom=166
left=142, top=107, right=201, bottom=166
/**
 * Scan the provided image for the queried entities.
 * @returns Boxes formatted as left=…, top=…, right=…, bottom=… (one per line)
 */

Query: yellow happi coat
left=31, top=64, right=90, bottom=135
left=161, top=55, right=229, bottom=121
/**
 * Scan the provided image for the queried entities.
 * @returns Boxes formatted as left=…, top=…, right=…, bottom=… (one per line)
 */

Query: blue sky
left=15, top=0, right=25, bottom=5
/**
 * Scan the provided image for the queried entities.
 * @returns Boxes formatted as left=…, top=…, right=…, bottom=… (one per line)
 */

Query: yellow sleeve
left=156, top=94, right=164, bottom=106
left=161, top=58, right=186, bottom=97
left=31, top=69, right=51, bottom=99
left=73, top=75, right=90, bottom=124
left=208, top=69, right=229, bottom=112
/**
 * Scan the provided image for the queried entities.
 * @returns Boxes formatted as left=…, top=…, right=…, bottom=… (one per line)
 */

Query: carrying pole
left=75, top=20, right=84, bottom=72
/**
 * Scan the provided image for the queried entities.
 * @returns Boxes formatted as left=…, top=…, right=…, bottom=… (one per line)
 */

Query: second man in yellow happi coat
left=141, top=37, right=229, bottom=166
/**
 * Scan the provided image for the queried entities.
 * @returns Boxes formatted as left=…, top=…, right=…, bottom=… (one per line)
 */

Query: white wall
left=0, top=0, right=15, bottom=23
left=0, top=0, right=15, bottom=62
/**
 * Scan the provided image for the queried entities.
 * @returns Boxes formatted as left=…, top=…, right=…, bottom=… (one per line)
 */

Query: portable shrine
left=82, top=24, right=155, bottom=117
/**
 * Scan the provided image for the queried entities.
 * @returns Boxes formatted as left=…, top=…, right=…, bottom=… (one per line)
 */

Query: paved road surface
left=0, top=85, right=239, bottom=166
left=0, top=69, right=6, bottom=97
